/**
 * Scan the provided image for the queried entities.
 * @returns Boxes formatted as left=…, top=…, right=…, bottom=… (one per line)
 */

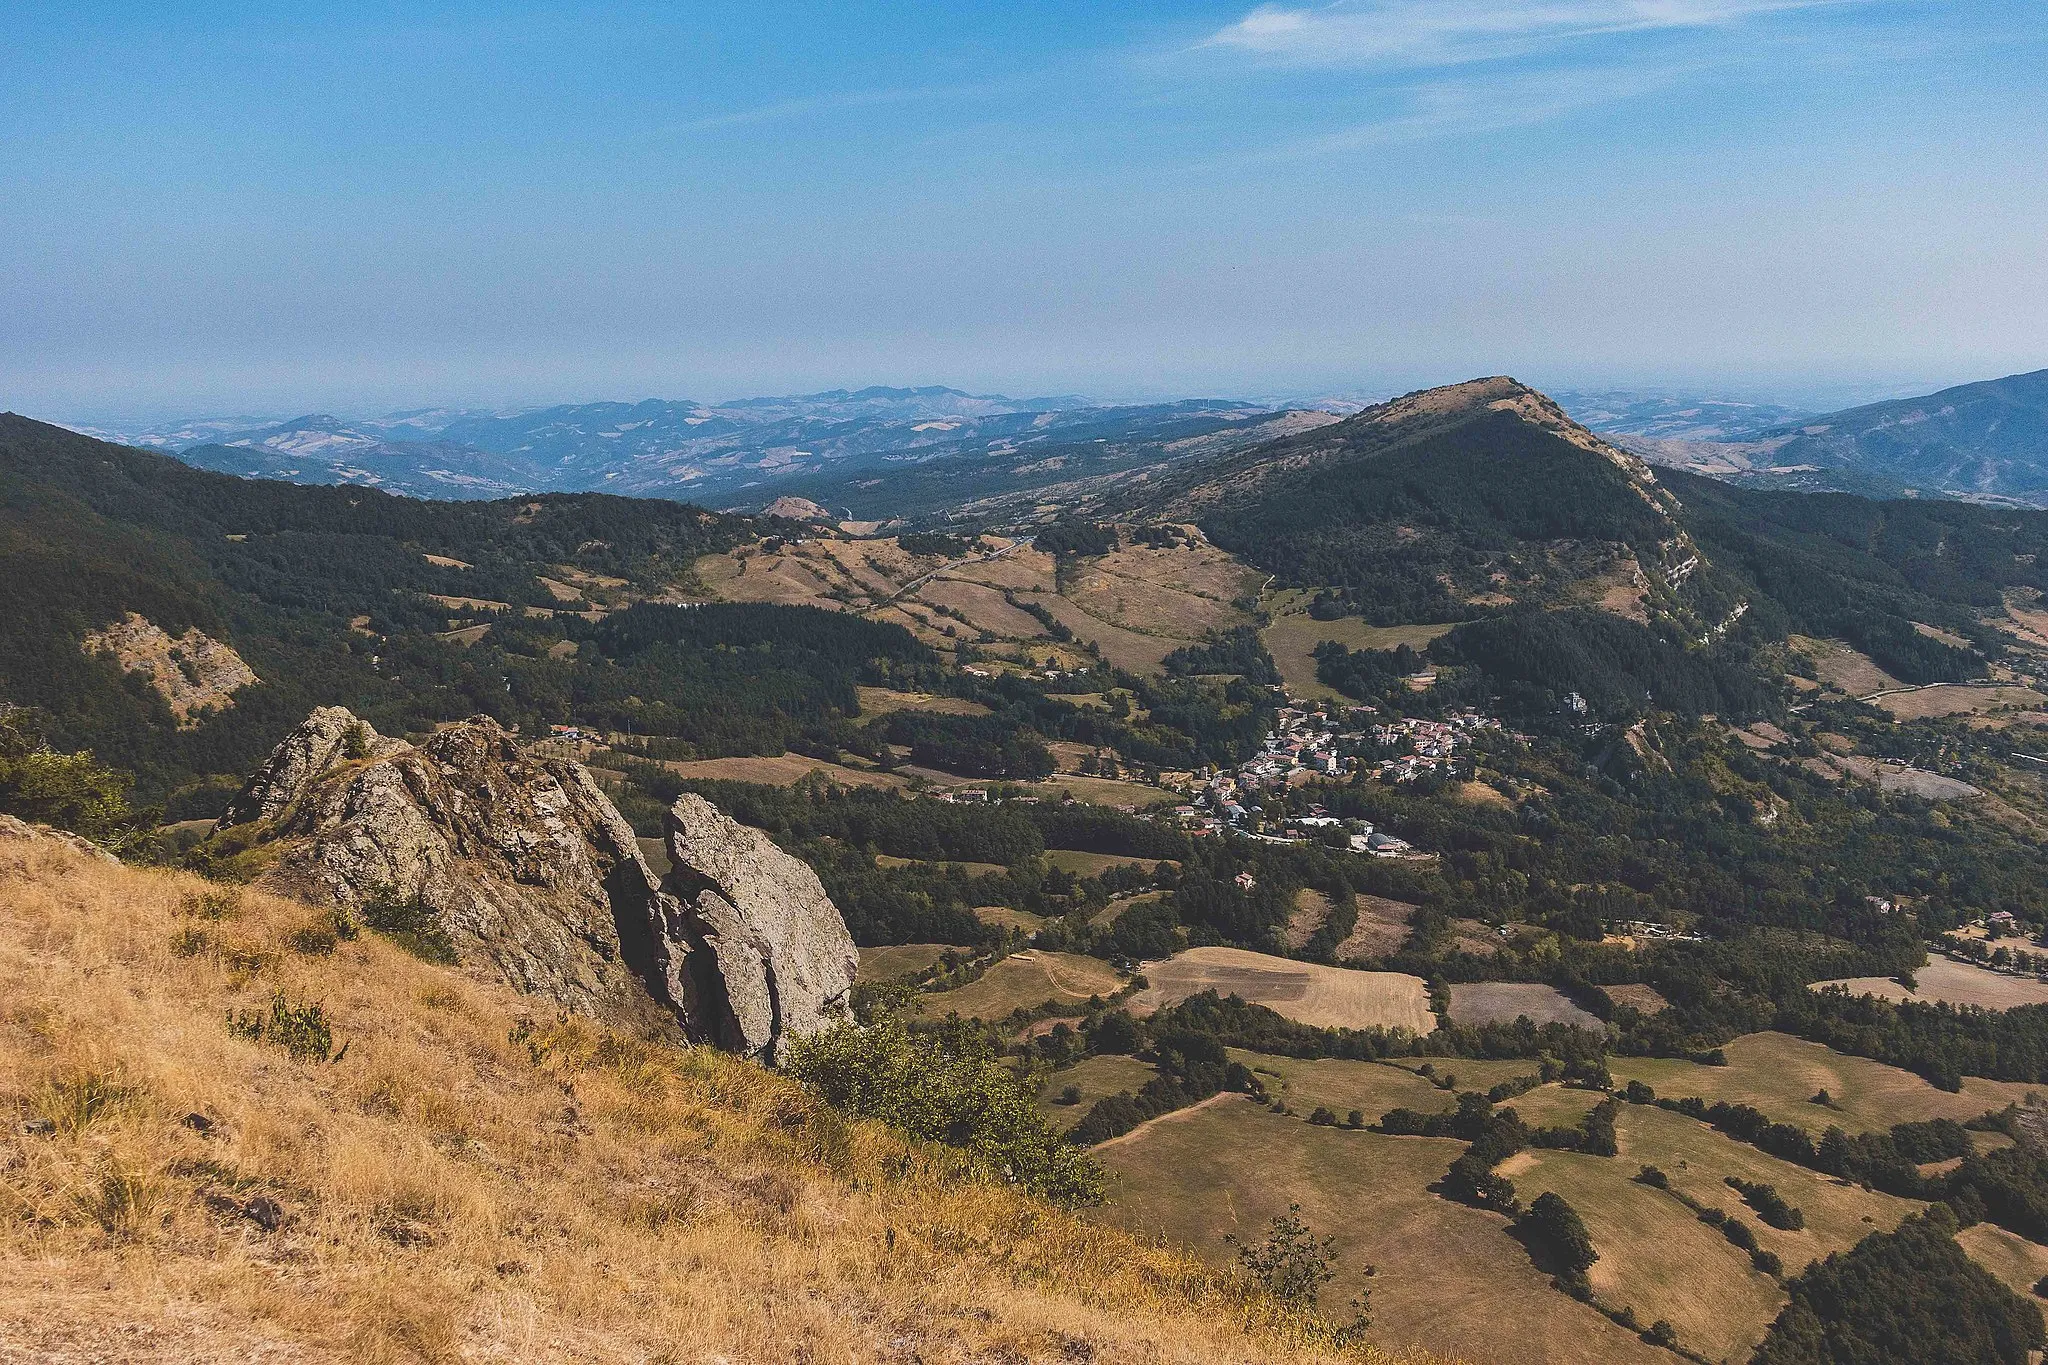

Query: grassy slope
left=0, top=832, right=1443, bottom=1365
left=1097, top=1098, right=1667, bottom=1365
left=1608, top=1031, right=2040, bottom=1135
left=917, top=951, right=1127, bottom=1021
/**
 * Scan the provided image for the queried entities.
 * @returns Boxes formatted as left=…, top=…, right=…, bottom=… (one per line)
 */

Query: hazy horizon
left=41, top=370, right=1996, bottom=440
left=7, top=3, right=2045, bottom=418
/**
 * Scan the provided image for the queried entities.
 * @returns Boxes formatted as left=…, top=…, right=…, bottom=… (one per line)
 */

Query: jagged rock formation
left=216, top=705, right=404, bottom=826
left=658, top=794, right=857, bottom=1062
left=215, top=709, right=855, bottom=1058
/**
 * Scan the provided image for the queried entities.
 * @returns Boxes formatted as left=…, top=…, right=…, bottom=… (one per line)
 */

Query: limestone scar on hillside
left=81, top=612, right=257, bottom=725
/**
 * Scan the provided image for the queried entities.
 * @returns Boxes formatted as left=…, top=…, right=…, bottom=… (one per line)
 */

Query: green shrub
left=784, top=1020, right=1104, bottom=1205
left=0, top=712, right=135, bottom=842
left=227, top=991, right=339, bottom=1062
left=360, top=890, right=457, bottom=964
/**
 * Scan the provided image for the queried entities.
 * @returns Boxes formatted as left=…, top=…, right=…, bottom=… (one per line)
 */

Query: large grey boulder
left=215, top=708, right=856, bottom=1058
left=657, top=794, right=857, bottom=1062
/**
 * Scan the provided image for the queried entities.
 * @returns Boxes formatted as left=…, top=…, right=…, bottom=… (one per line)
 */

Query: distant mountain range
left=62, top=368, right=2048, bottom=514
left=1568, top=369, right=2048, bottom=507
left=69, top=387, right=1281, bottom=509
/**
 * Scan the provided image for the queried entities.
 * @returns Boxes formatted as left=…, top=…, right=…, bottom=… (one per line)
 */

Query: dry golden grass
left=917, top=951, right=1127, bottom=1022
left=0, top=835, right=1445, bottom=1365
left=1813, top=957, right=2048, bottom=1009
left=1130, top=949, right=1434, bottom=1034
left=1876, top=685, right=2047, bottom=720
left=1608, top=1032, right=2040, bottom=1136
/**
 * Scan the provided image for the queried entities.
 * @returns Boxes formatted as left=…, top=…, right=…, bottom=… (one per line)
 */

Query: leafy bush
left=1226, top=1202, right=1372, bottom=1339
left=226, top=991, right=339, bottom=1062
left=360, top=890, right=458, bottom=964
left=0, top=711, right=136, bottom=841
left=784, top=1020, right=1104, bottom=1205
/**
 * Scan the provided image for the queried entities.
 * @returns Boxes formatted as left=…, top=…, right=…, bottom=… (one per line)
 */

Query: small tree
left=1226, top=1204, right=1336, bottom=1308
left=1517, top=1190, right=1598, bottom=1295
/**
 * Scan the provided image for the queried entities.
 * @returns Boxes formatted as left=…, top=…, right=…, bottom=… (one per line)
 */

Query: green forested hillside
left=0, top=413, right=766, bottom=802
left=1105, top=379, right=2048, bottom=722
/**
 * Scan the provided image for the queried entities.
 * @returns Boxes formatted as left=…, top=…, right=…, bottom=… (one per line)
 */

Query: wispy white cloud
left=663, top=80, right=1006, bottom=136
left=1197, top=55, right=1694, bottom=166
left=1201, top=0, right=1860, bottom=69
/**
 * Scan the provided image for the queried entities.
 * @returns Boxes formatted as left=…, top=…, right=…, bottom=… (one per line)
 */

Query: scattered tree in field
left=1515, top=1191, right=1597, bottom=1297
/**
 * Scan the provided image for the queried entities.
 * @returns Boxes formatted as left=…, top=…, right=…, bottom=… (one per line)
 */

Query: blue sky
left=4, top=1, right=2045, bottom=417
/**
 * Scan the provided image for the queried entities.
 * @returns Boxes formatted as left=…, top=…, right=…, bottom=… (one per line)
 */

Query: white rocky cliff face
left=214, top=708, right=855, bottom=1060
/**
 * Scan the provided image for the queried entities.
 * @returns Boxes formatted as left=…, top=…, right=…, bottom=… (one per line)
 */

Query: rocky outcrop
left=215, top=706, right=409, bottom=827
left=657, top=794, right=857, bottom=1062
left=215, top=708, right=855, bottom=1059
left=0, top=813, right=118, bottom=864
left=82, top=612, right=259, bottom=727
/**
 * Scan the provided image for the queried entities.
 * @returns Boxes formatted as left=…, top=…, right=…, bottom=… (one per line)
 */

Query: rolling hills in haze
left=1606, top=369, right=2048, bottom=506
left=89, top=387, right=1301, bottom=509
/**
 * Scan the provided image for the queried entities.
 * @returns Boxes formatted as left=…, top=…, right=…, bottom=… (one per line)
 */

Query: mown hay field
left=1039, top=1054, right=1159, bottom=1122
left=1446, top=982, right=1602, bottom=1030
left=1813, top=955, right=2048, bottom=1010
left=1505, top=1101, right=1923, bottom=1362
left=1233, top=1052, right=1453, bottom=1121
left=1044, top=849, right=1169, bottom=877
left=855, top=943, right=962, bottom=982
left=1259, top=605, right=1457, bottom=701
left=651, top=752, right=907, bottom=788
left=854, top=686, right=992, bottom=717
left=1096, top=1097, right=1668, bottom=1365
left=1130, top=947, right=1435, bottom=1034
left=1607, top=1031, right=2042, bottom=1135
left=1876, top=684, right=2046, bottom=720
left=917, top=950, right=1126, bottom=1021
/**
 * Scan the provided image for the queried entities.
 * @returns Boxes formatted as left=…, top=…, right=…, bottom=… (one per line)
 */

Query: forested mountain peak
left=1165, top=375, right=1668, bottom=510
left=1131, top=377, right=1707, bottom=630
